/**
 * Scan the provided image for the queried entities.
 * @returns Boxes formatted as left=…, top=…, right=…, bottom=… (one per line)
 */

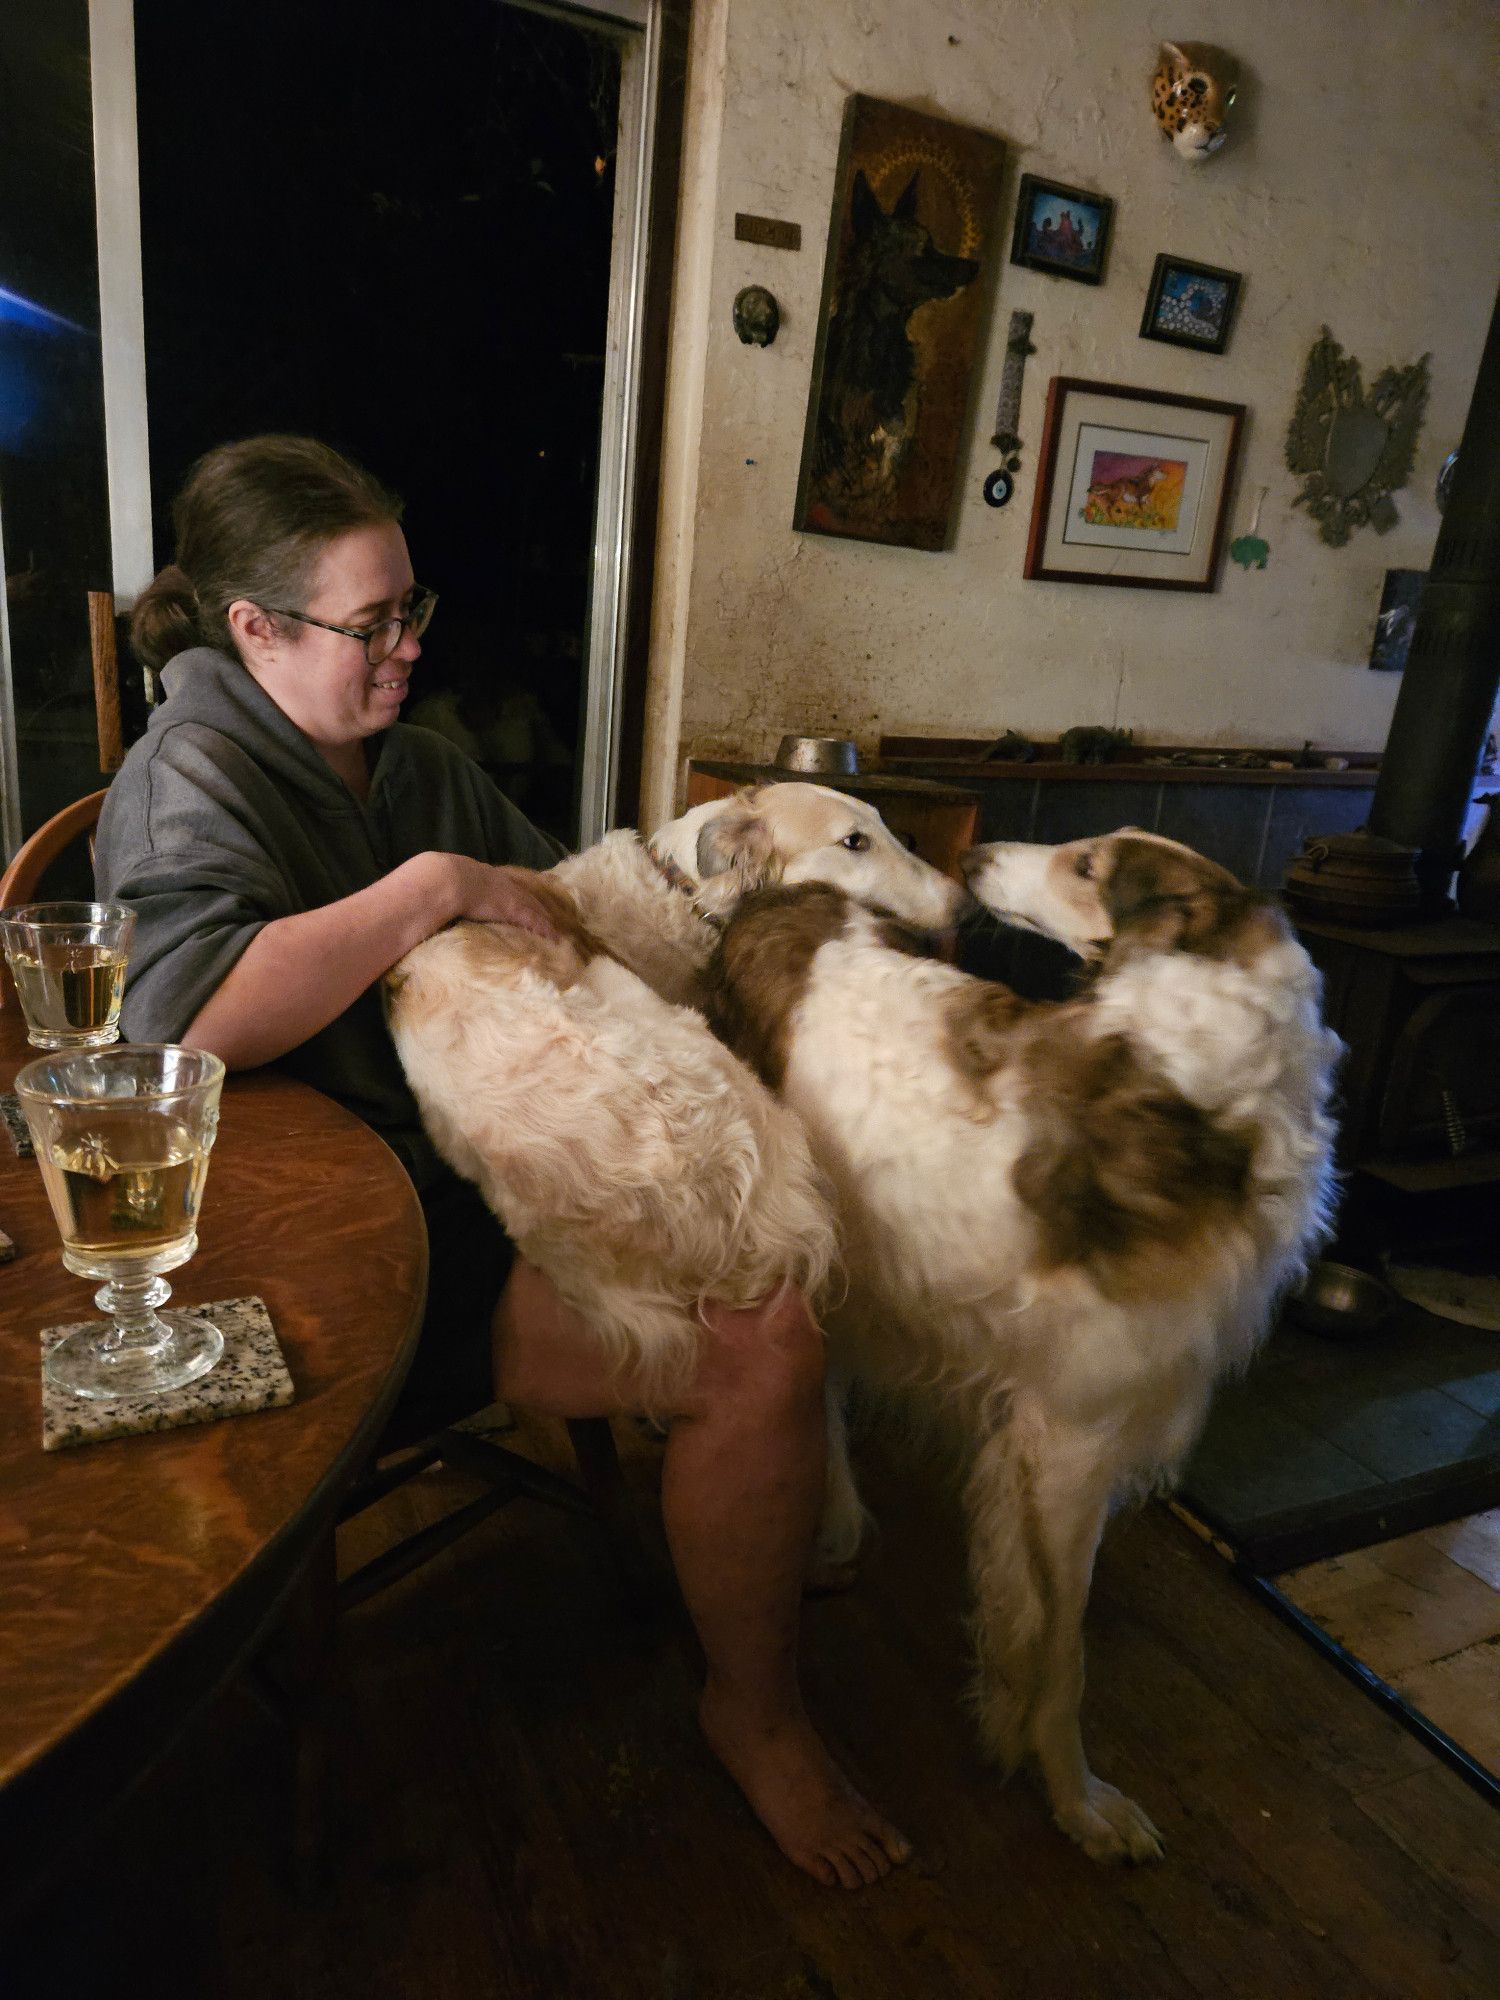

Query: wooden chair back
left=0, top=789, right=111, bottom=1006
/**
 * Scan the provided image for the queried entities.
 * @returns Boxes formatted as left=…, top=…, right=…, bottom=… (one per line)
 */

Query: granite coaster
left=40, top=1294, right=295, bottom=1452
left=0, top=1093, right=33, bottom=1158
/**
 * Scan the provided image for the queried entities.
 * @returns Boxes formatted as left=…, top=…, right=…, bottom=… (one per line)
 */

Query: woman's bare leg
left=492, top=1260, right=911, bottom=1888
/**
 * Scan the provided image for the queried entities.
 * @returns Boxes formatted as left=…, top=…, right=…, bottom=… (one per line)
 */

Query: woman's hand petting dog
left=435, top=855, right=565, bottom=940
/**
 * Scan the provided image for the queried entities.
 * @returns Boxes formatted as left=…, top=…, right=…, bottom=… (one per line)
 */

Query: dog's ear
left=1103, top=839, right=1252, bottom=958
left=850, top=170, right=882, bottom=237
left=695, top=796, right=781, bottom=913
left=1103, top=843, right=1198, bottom=950
left=892, top=171, right=921, bottom=222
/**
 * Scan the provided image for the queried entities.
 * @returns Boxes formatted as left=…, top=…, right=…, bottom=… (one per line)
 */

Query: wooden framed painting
left=1139, top=253, right=1243, bottom=354
left=1024, top=378, right=1245, bottom=591
left=793, top=95, right=1007, bottom=552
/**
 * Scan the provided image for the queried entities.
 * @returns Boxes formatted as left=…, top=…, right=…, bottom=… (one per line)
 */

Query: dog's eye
left=841, top=831, right=872, bottom=852
left=1074, top=853, right=1095, bottom=879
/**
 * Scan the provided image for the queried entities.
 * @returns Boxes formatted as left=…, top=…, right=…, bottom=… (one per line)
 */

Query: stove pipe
left=1368, top=282, right=1500, bottom=909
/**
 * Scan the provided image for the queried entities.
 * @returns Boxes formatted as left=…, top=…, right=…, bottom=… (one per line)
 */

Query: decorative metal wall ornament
left=1284, top=327, right=1431, bottom=547
left=733, top=285, right=780, bottom=347
left=983, top=309, right=1035, bottom=508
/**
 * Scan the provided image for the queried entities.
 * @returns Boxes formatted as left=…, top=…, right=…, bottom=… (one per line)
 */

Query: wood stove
left=1299, top=915, right=1500, bottom=1198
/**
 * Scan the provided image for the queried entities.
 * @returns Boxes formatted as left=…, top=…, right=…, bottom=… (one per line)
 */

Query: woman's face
left=234, top=520, right=422, bottom=751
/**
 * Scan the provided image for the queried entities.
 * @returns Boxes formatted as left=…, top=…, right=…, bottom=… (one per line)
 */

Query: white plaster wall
left=642, top=0, right=1500, bottom=818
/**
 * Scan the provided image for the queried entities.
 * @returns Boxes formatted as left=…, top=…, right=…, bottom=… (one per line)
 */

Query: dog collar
left=644, top=838, right=724, bottom=927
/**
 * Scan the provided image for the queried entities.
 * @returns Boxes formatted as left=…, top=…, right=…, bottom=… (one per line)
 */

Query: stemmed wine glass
left=14, top=1045, right=227, bottom=1399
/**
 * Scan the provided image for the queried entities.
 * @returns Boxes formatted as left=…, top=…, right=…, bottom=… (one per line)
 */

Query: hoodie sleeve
left=95, top=724, right=292, bottom=1043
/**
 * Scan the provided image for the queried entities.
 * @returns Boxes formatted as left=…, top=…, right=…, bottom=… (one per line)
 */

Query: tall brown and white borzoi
left=710, top=828, right=1341, bottom=1862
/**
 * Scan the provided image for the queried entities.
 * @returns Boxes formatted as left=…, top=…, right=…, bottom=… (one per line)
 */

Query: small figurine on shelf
left=986, top=729, right=1036, bottom=763
left=1058, top=725, right=1133, bottom=766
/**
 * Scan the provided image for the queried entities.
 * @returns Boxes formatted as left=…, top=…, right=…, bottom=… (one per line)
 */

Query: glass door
left=1, top=0, right=663, bottom=864
left=0, top=0, right=147, bottom=860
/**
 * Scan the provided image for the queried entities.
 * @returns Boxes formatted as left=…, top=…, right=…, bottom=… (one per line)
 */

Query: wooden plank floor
left=1280, top=1508, right=1500, bottom=1774
left=12, top=1422, right=1500, bottom=1999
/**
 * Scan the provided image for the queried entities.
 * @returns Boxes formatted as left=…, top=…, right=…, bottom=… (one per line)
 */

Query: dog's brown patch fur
left=873, top=913, right=942, bottom=961
left=1012, top=1018, right=1253, bottom=1302
left=1100, top=839, right=1290, bottom=972
left=444, top=873, right=609, bottom=996
left=710, top=884, right=850, bottom=1088
left=942, top=980, right=1036, bottom=1089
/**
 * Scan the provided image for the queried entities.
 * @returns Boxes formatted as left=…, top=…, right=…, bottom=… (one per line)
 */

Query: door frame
left=508, top=0, right=688, bottom=841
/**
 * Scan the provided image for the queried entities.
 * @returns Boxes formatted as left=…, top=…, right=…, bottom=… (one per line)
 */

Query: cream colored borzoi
left=385, top=783, right=964, bottom=1406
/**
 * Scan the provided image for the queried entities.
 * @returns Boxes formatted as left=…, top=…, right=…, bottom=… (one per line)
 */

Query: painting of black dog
left=795, top=97, right=1006, bottom=550
left=811, top=171, right=978, bottom=505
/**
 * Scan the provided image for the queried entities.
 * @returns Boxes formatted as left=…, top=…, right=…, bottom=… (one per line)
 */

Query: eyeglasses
left=261, top=586, right=437, bottom=666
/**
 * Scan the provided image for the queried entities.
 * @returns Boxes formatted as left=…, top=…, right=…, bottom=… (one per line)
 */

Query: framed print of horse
left=1024, top=378, right=1246, bottom=591
left=793, top=95, right=1007, bottom=552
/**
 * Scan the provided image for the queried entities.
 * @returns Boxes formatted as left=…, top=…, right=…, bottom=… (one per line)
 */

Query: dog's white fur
left=710, top=830, right=1341, bottom=1862
left=385, top=783, right=965, bottom=1406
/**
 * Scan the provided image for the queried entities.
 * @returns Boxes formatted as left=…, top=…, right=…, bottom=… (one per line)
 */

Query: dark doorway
left=133, top=0, right=622, bottom=846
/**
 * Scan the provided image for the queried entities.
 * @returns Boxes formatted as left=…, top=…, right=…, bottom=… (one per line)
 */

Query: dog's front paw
left=1054, top=1779, right=1163, bottom=1865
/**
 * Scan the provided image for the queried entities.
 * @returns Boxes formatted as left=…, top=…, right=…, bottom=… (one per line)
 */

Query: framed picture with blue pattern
left=1140, top=254, right=1242, bottom=356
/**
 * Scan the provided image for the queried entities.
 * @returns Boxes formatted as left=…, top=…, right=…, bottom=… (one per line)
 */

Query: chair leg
left=565, top=1415, right=626, bottom=1511
left=283, top=1528, right=338, bottom=1900
left=565, top=1416, right=659, bottom=1599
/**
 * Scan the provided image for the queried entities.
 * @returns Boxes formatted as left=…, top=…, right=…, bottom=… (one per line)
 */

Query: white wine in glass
left=15, top=1045, right=227, bottom=1399
left=0, top=901, right=135, bottom=1050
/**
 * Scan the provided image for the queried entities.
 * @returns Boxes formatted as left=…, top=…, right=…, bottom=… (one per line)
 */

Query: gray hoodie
left=95, top=646, right=562, bottom=1190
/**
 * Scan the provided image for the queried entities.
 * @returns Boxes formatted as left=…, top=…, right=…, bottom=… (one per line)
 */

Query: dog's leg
left=807, top=1375, right=868, bottom=1591
left=965, top=1415, right=1163, bottom=1864
left=964, top=1418, right=1049, bottom=1774
left=1023, top=1452, right=1162, bottom=1866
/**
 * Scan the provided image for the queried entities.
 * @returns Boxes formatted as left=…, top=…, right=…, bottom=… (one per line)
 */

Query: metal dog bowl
left=1285, top=1260, right=1399, bottom=1339
left=774, top=734, right=858, bottom=776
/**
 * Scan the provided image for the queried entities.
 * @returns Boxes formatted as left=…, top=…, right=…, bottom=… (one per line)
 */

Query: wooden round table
left=0, top=1007, right=426, bottom=1910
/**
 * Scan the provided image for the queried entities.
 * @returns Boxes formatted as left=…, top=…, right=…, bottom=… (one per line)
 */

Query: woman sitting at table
left=92, top=434, right=908, bottom=1892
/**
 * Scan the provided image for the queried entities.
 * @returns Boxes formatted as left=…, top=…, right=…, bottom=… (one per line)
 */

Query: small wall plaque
left=735, top=212, right=801, bottom=252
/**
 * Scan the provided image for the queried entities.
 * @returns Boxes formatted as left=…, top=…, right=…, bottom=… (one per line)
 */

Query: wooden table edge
left=0, top=1080, right=427, bottom=1918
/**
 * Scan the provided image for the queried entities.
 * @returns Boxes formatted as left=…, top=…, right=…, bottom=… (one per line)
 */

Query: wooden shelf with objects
left=875, top=733, right=1386, bottom=894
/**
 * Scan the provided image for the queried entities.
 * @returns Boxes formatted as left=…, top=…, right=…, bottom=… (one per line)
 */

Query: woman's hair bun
left=129, top=563, right=201, bottom=672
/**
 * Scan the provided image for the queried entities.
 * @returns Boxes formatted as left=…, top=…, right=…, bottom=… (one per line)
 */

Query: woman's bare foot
left=699, top=1679, right=912, bottom=1889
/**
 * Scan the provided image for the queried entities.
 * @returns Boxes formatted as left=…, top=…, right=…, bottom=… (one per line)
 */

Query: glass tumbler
left=0, top=900, right=135, bottom=1049
left=15, top=1045, right=227, bottom=1399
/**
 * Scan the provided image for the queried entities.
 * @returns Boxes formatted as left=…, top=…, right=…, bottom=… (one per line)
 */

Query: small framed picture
left=1024, top=377, right=1246, bottom=592
left=1139, top=254, right=1242, bottom=354
left=1008, top=174, right=1113, bottom=286
left=1369, top=568, right=1427, bottom=670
